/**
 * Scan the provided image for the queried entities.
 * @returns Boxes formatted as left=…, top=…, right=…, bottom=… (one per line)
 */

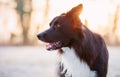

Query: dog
left=37, top=4, right=108, bottom=77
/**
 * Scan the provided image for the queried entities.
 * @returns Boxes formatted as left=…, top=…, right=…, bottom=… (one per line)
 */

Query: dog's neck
left=59, top=47, right=97, bottom=77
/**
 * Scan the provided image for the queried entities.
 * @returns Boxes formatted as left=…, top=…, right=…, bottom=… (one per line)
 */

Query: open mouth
left=46, top=41, right=63, bottom=51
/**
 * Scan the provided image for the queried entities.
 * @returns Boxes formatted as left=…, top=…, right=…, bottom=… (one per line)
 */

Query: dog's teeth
left=46, top=44, right=52, bottom=49
left=46, top=41, right=62, bottom=51
left=57, top=41, right=60, bottom=44
left=56, top=42, right=58, bottom=44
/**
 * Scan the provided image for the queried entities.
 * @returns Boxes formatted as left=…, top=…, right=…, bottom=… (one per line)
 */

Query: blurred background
left=0, top=0, right=120, bottom=77
left=0, top=0, right=120, bottom=45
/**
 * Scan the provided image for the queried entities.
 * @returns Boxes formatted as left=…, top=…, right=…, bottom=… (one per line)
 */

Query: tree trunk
left=16, top=0, right=32, bottom=45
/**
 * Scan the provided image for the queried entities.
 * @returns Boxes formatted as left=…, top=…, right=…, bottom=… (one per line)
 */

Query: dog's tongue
left=46, top=42, right=62, bottom=51
left=46, top=43, right=56, bottom=51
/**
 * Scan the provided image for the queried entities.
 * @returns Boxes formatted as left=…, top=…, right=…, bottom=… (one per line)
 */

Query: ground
left=0, top=46, right=120, bottom=77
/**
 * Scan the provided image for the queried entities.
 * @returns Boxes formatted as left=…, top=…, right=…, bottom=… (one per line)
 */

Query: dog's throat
left=46, top=41, right=62, bottom=51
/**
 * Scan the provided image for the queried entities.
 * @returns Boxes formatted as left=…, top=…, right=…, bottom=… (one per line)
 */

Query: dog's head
left=37, top=4, right=84, bottom=51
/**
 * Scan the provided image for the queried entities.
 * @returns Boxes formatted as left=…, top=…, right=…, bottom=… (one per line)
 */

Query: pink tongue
left=46, top=43, right=56, bottom=50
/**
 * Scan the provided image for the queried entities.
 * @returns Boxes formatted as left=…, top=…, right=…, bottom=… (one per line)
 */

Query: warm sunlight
left=80, top=1, right=116, bottom=31
left=0, top=0, right=120, bottom=45
left=32, top=0, right=117, bottom=33
left=0, top=1, right=120, bottom=77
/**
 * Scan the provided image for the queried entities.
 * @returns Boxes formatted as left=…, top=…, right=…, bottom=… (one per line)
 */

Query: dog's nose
left=37, top=34, right=41, bottom=39
left=37, top=33, right=47, bottom=39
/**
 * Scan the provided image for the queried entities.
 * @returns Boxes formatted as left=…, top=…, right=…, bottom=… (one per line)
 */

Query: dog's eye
left=53, top=24, right=61, bottom=31
left=56, top=24, right=61, bottom=28
left=54, top=24, right=61, bottom=29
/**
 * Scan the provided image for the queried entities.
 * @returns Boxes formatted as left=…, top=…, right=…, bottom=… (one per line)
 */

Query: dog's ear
left=66, top=4, right=83, bottom=17
left=66, top=4, right=83, bottom=29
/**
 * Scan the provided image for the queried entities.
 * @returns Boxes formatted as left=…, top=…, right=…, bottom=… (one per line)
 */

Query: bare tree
left=113, top=5, right=120, bottom=33
left=43, top=0, right=50, bottom=25
left=15, top=0, right=32, bottom=45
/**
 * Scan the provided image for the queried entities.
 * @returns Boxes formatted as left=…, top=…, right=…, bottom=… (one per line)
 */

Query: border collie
left=37, top=4, right=109, bottom=77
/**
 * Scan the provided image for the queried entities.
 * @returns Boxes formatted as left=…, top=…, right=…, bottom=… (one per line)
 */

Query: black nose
left=37, top=33, right=47, bottom=39
left=37, top=34, right=41, bottom=39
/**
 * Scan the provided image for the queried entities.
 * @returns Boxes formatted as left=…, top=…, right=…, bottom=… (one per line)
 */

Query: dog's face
left=37, top=4, right=83, bottom=51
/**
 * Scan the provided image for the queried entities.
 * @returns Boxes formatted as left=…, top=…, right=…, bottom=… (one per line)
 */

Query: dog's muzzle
left=37, top=33, right=63, bottom=51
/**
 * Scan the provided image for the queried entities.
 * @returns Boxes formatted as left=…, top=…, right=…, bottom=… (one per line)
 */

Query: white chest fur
left=60, top=47, right=97, bottom=77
